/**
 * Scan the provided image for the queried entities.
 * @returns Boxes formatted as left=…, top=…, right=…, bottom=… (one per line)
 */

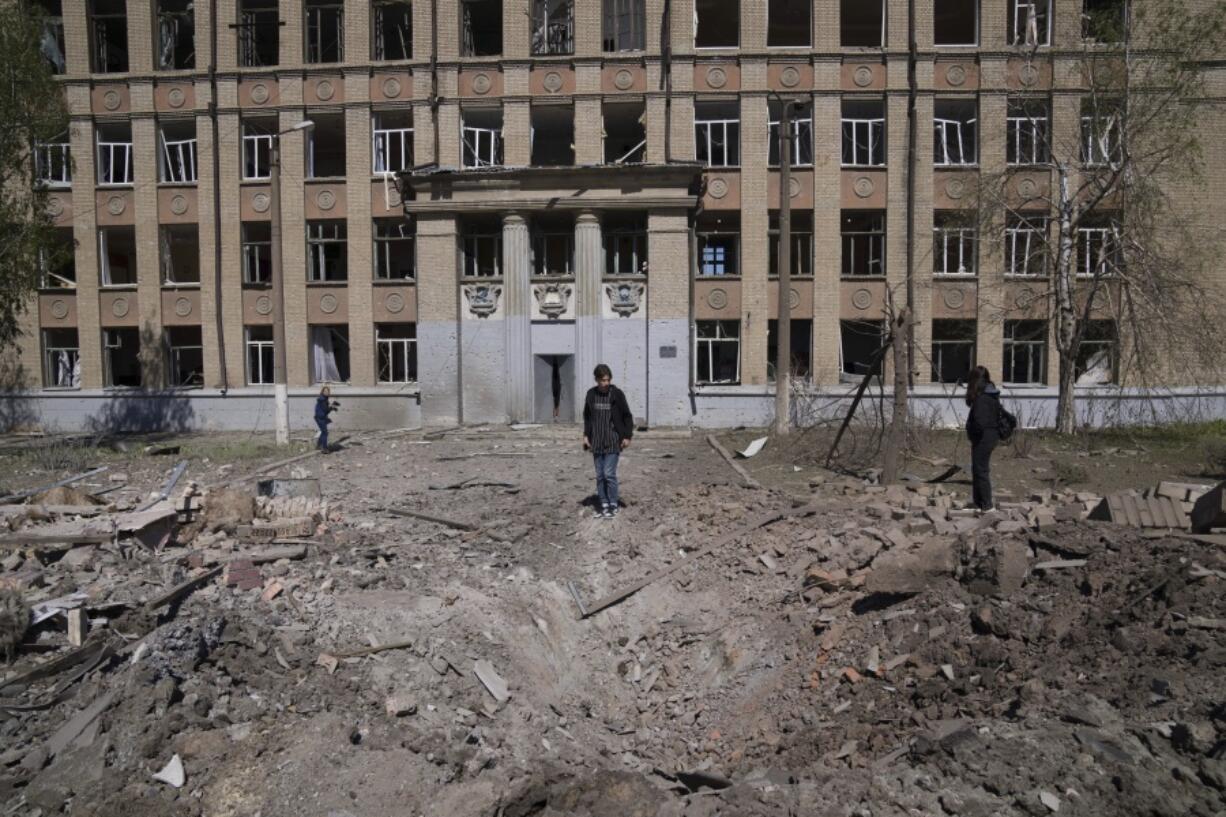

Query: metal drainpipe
left=209, top=0, right=228, bottom=392
left=904, top=0, right=918, bottom=387
left=430, top=0, right=440, bottom=164
left=662, top=0, right=672, bottom=163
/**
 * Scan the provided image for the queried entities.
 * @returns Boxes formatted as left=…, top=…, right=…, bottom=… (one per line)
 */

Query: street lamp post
left=773, top=97, right=800, bottom=437
left=269, top=119, right=314, bottom=445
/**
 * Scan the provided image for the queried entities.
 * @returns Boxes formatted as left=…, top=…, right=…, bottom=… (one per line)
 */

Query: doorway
left=534, top=354, right=574, bottom=423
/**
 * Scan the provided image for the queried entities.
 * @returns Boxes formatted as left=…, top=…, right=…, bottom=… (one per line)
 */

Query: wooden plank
left=386, top=506, right=479, bottom=531
left=706, top=434, right=761, bottom=489
left=0, top=466, right=110, bottom=505
left=1121, top=495, right=1142, bottom=528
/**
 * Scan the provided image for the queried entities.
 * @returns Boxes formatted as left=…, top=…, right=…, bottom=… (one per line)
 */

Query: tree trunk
left=882, top=309, right=909, bottom=484
left=1056, top=354, right=1078, bottom=433
left=1053, top=167, right=1079, bottom=435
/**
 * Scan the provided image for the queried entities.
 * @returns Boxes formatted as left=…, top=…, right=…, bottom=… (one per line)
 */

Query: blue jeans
left=593, top=451, right=620, bottom=509
left=316, top=419, right=329, bottom=451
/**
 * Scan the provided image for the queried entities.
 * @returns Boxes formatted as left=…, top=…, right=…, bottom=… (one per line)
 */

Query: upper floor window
left=242, top=222, right=271, bottom=284
left=695, top=101, right=740, bottom=168
left=1076, top=216, right=1121, bottom=277
left=769, top=102, right=814, bottom=167
left=935, top=0, right=978, bottom=46
left=1083, top=0, right=1126, bottom=43
left=462, top=108, right=504, bottom=168
left=159, top=121, right=198, bottom=183
left=157, top=0, right=196, bottom=70
left=306, top=116, right=346, bottom=179
left=1005, top=214, right=1048, bottom=276
left=35, top=136, right=72, bottom=186
left=603, top=0, right=645, bottom=52
left=531, top=105, right=575, bottom=167
left=842, top=100, right=885, bottom=167
left=1009, top=0, right=1050, bottom=46
left=1007, top=98, right=1050, bottom=165
left=933, top=212, right=977, bottom=275
left=90, top=0, right=129, bottom=73
left=36, top=1, right=66, bottom=74
left=768, top=0, right=811, bottom=48
left=306, top=0, right=344, bottom=64
left=532, top=0, right=574, bottom=56
left=39, top=229, right=76, bottom=289
left=1081, top=104, right=1122, bottom=166
left=604, top=101, right=646, bottom=164
left=242, top=122, right=273, bottom=180
left=841, top=211, right=886, bottom=277
left=695, top=0, right=738, bottom=48
left=307, top=220, right=348, bottom=282
left=604, top=215, right=647, bottom=276
left=96, top=123, right=133, bottom=185
left=769, top=212, right=813, bottom=277
left=372, top=0, right=412, bottom=60
left=841, top=0, right=884, bottom=48
left=238, top=0, right=279, bottom=67
left=933, top=100, right=977, bottom=166
left=462, top=222, right=501, bottom=278
left=374, top=218, right=415, bottom=280
left=373, top=111, right=414, bottom=174
left=697, top=215, right=739, bottom=277
left=531, top=218, right=575, bottom=277
left=461, top=0, right=502, bottom=56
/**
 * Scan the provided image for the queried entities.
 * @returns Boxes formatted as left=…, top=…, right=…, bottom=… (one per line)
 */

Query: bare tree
left=974, top=0, right=1226, bottom=433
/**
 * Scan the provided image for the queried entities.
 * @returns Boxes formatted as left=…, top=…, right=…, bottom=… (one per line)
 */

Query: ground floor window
left=1076, top=319, right=1117, bottom=385
left=42, top=328, right=80, bottom=388
left=310, top=324, right=351, bottom=383
left=840, top=319, right=885, bottom=378
left=694, top=320, right=740, bottom=384
left=246, top=326, right=274, bottom=385
left=103, top=327, right=141, bottom=388
left=931, top=319, right=976, bottom=384
left=766, top=319, right=812, bottom=382
left=376, top=323, right=417, bottom=383
left=1003, top=319, right=1046, bottom=384
left=165, top=326, right=204, bottom=387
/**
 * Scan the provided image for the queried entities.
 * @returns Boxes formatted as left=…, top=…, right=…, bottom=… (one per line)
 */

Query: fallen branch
left=0, top=466, right=110, bottom=505
left=137, top=460, right=188, bottom=511
left=386, top=506, right=479, bottom=531
left=824, top=340, right=893, bottom=468
left=705, top=435, right=761, bottom=489
left=208, top=437, right=352, bottom=490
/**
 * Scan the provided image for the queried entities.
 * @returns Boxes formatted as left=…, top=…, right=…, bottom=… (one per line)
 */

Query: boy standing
left=582, top=364, right=634, bottom=519
left=315, top=386, right=336, bottom=452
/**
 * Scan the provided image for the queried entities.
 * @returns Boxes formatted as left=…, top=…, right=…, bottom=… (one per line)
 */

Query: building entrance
left=534, top=354, right=574, bottom=424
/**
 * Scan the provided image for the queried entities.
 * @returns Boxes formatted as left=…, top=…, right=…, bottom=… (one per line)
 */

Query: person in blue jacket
left=964, top=366, right=1001, bottom=511
left=315, top=386, right=337, bottom=452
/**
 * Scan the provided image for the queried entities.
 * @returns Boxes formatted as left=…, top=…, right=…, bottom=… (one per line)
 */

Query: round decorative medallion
left=315, top=79, right=335, bottom=101
left=319, top=293, right=339, bottom=314
left=942, top=287, right=967, bottom=310
left=706, top=67, right=727, bottom=89
left=788, top=288, right=800, bottom=310
left=853, top=66, right=874, bottom=88
left=1019, top=64, right=1040, bottom=87
left=944, top=177, right=968, bottom=200
left=49, top=299, right=69, bottom=319
left=111, top=297, right=130, bottom=318
left=167, top=87, right=186, bottom=108
left=471, top=73, right=492, bottom=95
left=102, top=89, right=122, bottom=111
left=852, top=289, right=874, bottom=310
left=613, top=69, right=635, bottom=90
left=316, top=189, right=336, bottom=211
left=707, top=177, right=729, bottom=199
left=174, top=297, right=193, bottom=317
left=1091, top=290, right=1109, bottom=309
left=779, top=66, right=801, bottom=88
left=251, top=192, right=271, bottom=213
left=706, top=288, right=728, bottom=309
left=788, top=177, right=801, bottom=199
left=106, top=195, right=126, bottom=215
left=255, top=295, right=273, bottom=316
left=385, top=292, right=406, bottom=314
left=250, top=83, right=270, bottom=104
left=170, top=194, right=188, bottom=215
left=382, top=77, right=403, bottom=98
left=46, top=196, right=64, bottom=217
left=1015, top=288, right=1038, bottom=309
left=1016, top=178, right=1039, bottom=200
left=853, top=176, right=875, bottom=198
left=945, top=64, right=967, bottom=87
left=542, top=71, right=564, bottom=93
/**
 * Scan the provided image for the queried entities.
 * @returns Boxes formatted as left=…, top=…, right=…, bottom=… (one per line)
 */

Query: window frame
left=1002, top=319, right=1048, bottom=385
left=768, top=112, right=814, bottom=167
left=373, top=218, right=415, bottom=280
left=930, top=319, right=977, bottom=384
left=697, top=229, right=740, bottom=277
left=841, top=111, right=885, bottom=167
left=1007, top=100, right=1050, bottom=166
left=376, top=323, right=418, bottom=384
left=42, top=329, right=81, bottom=389
left=306, top=220, right=349, bottom=282
left=841, top=211, right=886, bottom=277
left=1005, top=215, right=1048, bottom=277
left=159, top=130, right=198, bottom=183
left=305, top=1, right=345, bottom=63
left=694, top=319, right=741, bottom=385
left=695, top=116, right=741, bottom=168
left=462, top=232, right=502, bottom=278
left=932, top=216, right=978, bottom=276
left=35, top=137, right=72, bottom=186
left=1008, top=0, right=1050, bottom=46
left=245, top=325, right=275, bottom=385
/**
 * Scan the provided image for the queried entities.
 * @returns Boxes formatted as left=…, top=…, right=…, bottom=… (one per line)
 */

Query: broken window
left=461, top=0, right=502, bottom=56
left=160, top=225, right=200, bottom=284
left=1081, top=103, right=1122, bottom=166
left=90, top=0, right=128, bottom=73
left=931, top=319, right=976, bottom=383
left=307, top=220, right=348, bottom=281
left=840, top=320, right=885, bottom=378
left=242, top=121, right=274, bottom=180
left=532, top=0, right=574, bottom=55
left=36, top=1, right=66, bottom=74
left=531, top=106, right=575, bottom=167
left=695, top=101, right=740, bottom=167
left=603, top=0, right=644, bottom=52
left=603, top=214, right=647, bottom=275
left=372, top=0, right=412, bottom=60
left=96, top=123, right=133, bottom=185
left=603, top=101, right=646, bottom=164
left=307, top=115, right=346, bottom=178
left=841, top=211, right=885, bottom=277
left=935, top=0, right=978, bottom=46
left=43, top=328, right=80, bottom=388
left=933, top=100, right=977, bottom=166
left=103, top=327, right=141, bottom=387
left=841, top=0, right=884, bottom=47
left=374, top=218, right=415, bottom=279
left=769, top=212, right=813, bottom=277
left=531, top=216, right=574, bottom=277
left=1083, top=0, right=1125, bottom=42
left=310, top=325, right=350, bottom=383
left=238, top=0, right=279, bottom=67
left=246, top=325, right=274, bottom=384
left=694, top=320, right=740, bottom=384
left=1009, top=0, right=1049, bottom=46
left=694, top=0, right=738, bottom=48
left=242, top=222, right=272, bottom=284
left=841, top=99, right=885, bottom=166
left=165, top=326, right=203, bottom=387
left=1005, top=214, right=1047, bottom=276
left=462, top=220, right=501, bottom=277
left=767, top=319, right=812, bottom=382
left=1076, top=319, right=1116, bottom=384
left=159, top=120, right=198, bottom=183
left=462, top=108, right=504, bottom=168
left=768, top=0, right=810, bottom=47
left=35, top=133, right=72, bottom=186
left=39, top=228, right=76, bottom=289
left=1003, top=320, right=1047, bottom=384
left=377, top=323, right=417, bottom=383
left=933, top=212, right=977, bottom=275
left=697, top=214, right=739, bottom=277
left=1077, top=216, right=1121, bottom=277
left=306, top=0, right=344, bottom=63
left=769, top=101, right=813, bottom=166
left=373, top=111, right=414, bottom=174
left=98, top=226, right=137, bottom=285
left=157, top=0, right=195, bottom=69
left=1007, top=98, right=1050, bottom=165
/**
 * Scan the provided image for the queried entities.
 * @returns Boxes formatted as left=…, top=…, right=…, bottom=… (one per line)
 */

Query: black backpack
left=997, top=400, right=1018, bottom=442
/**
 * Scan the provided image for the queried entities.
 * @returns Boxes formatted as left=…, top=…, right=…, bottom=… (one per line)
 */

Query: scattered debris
left=152, top=754, right=185, bottom=788
left=706, top=434, right=762, bottom=489
left=736, top=436, right=768, bottom=459
left=473, top=659, right=510, bottom=703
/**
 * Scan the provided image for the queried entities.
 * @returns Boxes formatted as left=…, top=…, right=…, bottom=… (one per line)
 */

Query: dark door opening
left=534, top=354, right=574, bottom=423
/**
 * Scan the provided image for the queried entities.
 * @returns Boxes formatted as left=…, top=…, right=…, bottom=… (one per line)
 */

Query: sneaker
left=601, top=507, right=615, bottom=520
left=593, top=506, right=608, bottom=519
left=610, top=504, right=620, bottom=516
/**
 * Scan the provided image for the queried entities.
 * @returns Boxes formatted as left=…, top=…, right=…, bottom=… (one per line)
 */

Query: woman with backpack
left=965, top=366, right=1010, bottom=511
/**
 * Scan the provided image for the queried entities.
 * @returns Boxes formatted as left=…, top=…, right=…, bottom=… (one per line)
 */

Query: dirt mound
left=30, top=485, right=104, bottom=506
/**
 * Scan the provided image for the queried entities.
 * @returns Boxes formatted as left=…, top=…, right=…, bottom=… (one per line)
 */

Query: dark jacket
left=583, top=385, right=634, bottom=445
left=966, top=383, right=1001, bottom=442
left=314, top=395, right=334, bottom=425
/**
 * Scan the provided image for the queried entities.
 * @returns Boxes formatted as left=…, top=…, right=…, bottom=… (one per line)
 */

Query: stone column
left=502, top=212, right=533, bottom=421
left=574, top=211, right=603, bottom=417
left=416, top=214, right=460, bottom=424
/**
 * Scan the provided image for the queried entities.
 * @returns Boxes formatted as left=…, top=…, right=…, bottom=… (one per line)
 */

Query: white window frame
left=35, top=139, right=72, bottom=186
left=243, top=130, right=273, bottom=180
left=933, top=223, right=977, bottom=275
left=1003, top=320, right=1047, bottom=385
left=242, top=225, right=271, bottom=284
left=605, top=228, right=647, bottom=275
left=462, top=124, right=503, bottom=168
left=305, top=2, right=344, bottom=63
left=768, top=115, right=814, bottom=167
left=376, top=325, right=418, bottom=383
left=934, top=114, right=977, bottom=166
left=1007, top=108, right=1049, bottom=165
left=695, top=117, right=740, bottom=167
left=39, top=244, right=76, bottom=289
left=1009, top=0, right=1050, bottom=46
left=43, top=332, right=80, bottom=389
left=1005, top=217, right=1047, bottom=277
left=841, top=117, right=885, bottom=167
left=697, top=231, right=739, bottom=276
left=159, top=133, right=198, bottom=183
left=374, top=219, right=415, bottom=280
left=307, top=221, right=348, bottom=282
left=373, top=122, right=414, bottom=174
left=1077, top=223, right=1120, bottom=278
left=463, top=233, right=501, bottom=278
left=1082, top=114, right=1122, bottom=167
left=694, top=320, right=741, bottom=385
left=96, top=138, right=133, bottom=185
left=246, top=327, right=275, bottom=384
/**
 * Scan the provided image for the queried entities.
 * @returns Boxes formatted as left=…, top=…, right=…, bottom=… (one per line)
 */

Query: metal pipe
left=430, top=0, right=440, bottom=163
left=905, top=0, right=918, bottom=384
left=209, top=0, right=227, bottom=391
left=774, top=98, right=794, bottom=435
left=269, top=136, right=289, bottom=444
left=661, top=0, right=672, bottom=163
